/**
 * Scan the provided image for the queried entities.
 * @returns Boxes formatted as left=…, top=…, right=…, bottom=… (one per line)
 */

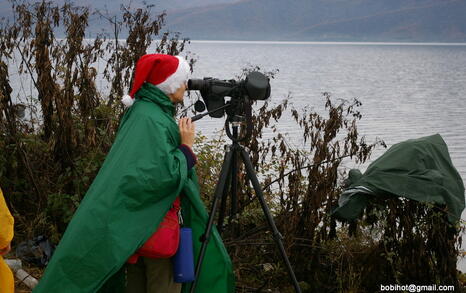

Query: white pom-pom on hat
left=121, top=94, right=134, bottom=108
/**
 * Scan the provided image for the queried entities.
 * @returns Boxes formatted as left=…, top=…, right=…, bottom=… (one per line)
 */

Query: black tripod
left=189, top=106, right=302, bottom=293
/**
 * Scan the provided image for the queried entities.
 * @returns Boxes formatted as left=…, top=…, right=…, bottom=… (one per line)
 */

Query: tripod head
left=224, top=97, right=253, bottom=143
left=190, top=93, right=254, bottom=143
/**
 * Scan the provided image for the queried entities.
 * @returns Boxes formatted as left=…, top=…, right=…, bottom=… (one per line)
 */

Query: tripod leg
left=217, top=153, right=233, bottom=234
left=190, top=147, right=234, bottom=293
left=239, top=147, right=302, bottom=293
left=229, top=148, right=239, bottom=226
left=229, top=129, right=239, bottom=225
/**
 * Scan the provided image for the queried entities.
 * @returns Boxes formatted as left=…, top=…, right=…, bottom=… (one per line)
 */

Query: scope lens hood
left=245, top=72, right=270, bottom=100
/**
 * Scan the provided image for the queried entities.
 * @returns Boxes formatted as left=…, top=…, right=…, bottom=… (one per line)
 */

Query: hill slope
left=165, top=0, right=466, bottom=42
left=1, top=0, right=465, bottom=42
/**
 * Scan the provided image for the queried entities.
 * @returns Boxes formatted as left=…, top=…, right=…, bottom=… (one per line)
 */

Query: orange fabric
left=0, top=258, right=14, bottom=293
left=0, top=188, right=14, bottom=293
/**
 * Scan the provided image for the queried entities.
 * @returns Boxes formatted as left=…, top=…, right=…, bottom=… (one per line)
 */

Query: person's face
left=168, top=82, right=187, bottom=104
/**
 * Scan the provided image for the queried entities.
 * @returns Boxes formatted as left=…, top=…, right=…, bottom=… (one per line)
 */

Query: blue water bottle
left=173, top=227, right=195, bottom=283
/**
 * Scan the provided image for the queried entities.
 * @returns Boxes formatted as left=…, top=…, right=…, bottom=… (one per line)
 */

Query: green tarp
left=33, top=84, right=235, bottom=293
left=333, top=134, right=465, bottom=223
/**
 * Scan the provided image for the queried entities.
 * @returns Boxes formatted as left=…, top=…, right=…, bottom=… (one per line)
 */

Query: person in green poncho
left=33, top=54, right=235, bottom=293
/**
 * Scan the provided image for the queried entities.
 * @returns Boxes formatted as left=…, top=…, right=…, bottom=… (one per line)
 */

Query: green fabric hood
left=333, top=134, right=465, bottom=223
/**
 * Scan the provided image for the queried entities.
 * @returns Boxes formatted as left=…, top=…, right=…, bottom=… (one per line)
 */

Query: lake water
left=188, top=41, right=466, bottom=176
left=186, top=40, right=466, bottom=270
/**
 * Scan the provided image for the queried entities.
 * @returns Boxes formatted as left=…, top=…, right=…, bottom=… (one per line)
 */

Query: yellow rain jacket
left=0, top=188, right=14, bottom=293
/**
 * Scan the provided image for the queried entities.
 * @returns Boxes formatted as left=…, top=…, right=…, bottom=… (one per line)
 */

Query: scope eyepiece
left=187, top=79, right=209, bottom=91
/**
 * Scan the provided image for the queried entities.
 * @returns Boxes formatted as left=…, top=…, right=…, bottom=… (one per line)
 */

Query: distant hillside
left=165, top=0, right=466, bottom=42
left=0, top=0, right=239, bottom=38
left=1, top=0, right=465, bottom=42
left=76, top=0, right=239, bottom=13
left=0, top=0, right=239, bottom=22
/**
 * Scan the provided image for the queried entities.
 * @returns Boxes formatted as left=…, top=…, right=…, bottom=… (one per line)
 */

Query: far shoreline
left=189, top=40, right=466, bottom=46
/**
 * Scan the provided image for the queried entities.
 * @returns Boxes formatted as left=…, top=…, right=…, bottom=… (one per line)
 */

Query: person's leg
left=144, top=257, right=181, bottom=293
left=126, top=258, right=147, bottom=293
left=99, top=265, right=126, bottom=293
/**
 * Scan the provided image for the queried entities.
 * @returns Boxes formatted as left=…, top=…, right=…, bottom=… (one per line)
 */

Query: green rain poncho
left=333, top=134, right=465, bottom=223
left=33, top=84, right=235, bottom=293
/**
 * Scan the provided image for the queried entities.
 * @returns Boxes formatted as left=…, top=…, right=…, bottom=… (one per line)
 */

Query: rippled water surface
left=189, top=41, right=466, bottom=181
left=189, top=42, right=466, bottom=173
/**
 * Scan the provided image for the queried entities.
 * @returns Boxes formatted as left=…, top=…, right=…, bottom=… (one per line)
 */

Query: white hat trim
left=157, top=56, right=190, bottom=94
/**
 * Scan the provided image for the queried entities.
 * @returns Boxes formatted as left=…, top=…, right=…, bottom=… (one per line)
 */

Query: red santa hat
left=121, top=54, right=190, bottom=107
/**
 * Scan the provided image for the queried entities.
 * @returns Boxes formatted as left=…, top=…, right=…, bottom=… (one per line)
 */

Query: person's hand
left=179, top=117, right=195, bottom=148
left=0, top=243, right=11, bottom=256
